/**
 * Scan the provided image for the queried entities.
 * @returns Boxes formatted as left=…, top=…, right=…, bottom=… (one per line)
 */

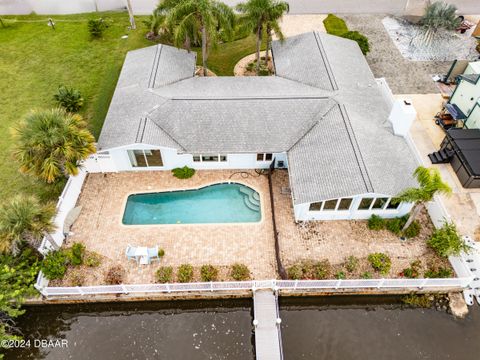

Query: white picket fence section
left=35, top=277, right=473, bottom=298
left=38, top=169, right=87, bottom=254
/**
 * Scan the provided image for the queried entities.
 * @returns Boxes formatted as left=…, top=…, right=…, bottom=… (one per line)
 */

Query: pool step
left=239, top=187, right=260, bottom=207
left=244, top=196, right=260, bottom=212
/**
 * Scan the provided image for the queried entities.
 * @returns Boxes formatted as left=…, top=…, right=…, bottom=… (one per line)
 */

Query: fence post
left=335, top=279, right=342, bottom=289
left=418, top=278, right=428, bottom=289
left=121, top=284, right=128, bottom=294
left=377, top=278, right=385, bottom=288
left=166, top=283, right=171, bottom=293
left=294, top=279, right=298, bottom=290
left=210, top=282, right=213, bottom=292
left=76, top=286, right=84, bottom=295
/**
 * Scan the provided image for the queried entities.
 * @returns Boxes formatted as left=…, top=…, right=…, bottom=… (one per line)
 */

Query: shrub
left=68, top=242, right=85, bottom=266
left=401, top=260, right=421, bottom=278
left=402, top=294, right=433, bottom=308
left=53, top=85, right=84, bottom=113
left=368, top=253, right=391, bottom=275
left=368, top=215, right=385, bottom=230
left=287, top=264, right=303, bottom=280
left=172, top=166, right=196, bottom=179
left=403, top=221, right=421, bottom=238
left=156, top=266, right=173, bottom=283
left=428, top=222, right=467, bottom=257
left=230, top=263, right=250, bottom=281
left=385, top=217, right=405, bottom=235
left=41, top=251, right=68, bottom=280
left=361, top=271, right=372, bottom=279
left=177, top=264, right=194, bottom=283
left=104, top=265, right=125, bottom=285
left=88, top=18, right=108, bottom=38
left=69, top=269, right=84, bottom=287
left=335, top=271, right=346, bottom=280
left=158, top=248, right=165, bottom=258
left=200, top=264, right=219, bottom=282
left=323, top=14, right=348, bottom=36
left=345, top=255, right=359, bottom=273
left=341, top=31, right=370, bottom=55
left=425, top=266, right=453, bottom=278
left=313, top=260, right=331, bottom=280
left=84, top=251, right=101, bottom=267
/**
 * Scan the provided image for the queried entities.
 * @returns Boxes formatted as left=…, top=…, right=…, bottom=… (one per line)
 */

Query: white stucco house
left=450, top=61, right=480, bottom=129
left=89, top=31, right=418, bottom=221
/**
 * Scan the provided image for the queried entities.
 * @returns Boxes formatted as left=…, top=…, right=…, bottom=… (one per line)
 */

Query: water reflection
left=5, top=299, right=254, bottom=360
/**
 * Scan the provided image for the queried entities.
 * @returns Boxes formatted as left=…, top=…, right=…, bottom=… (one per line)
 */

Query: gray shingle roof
left=97, top=32, right=418, bottom=204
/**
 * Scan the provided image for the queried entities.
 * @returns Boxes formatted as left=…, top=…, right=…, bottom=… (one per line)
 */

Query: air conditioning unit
left=277, top=160, right=285, bottom=168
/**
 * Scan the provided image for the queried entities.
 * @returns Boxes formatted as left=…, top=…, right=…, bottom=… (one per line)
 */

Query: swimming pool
left=122, top=183, right=261, bottom=225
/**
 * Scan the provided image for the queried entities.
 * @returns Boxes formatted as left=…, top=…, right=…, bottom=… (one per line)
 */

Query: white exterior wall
left=451, top=79, right=480, bottom=118
left=86, top=144, right=288, bottom=173
left=294, top=193, right=414, bottom=221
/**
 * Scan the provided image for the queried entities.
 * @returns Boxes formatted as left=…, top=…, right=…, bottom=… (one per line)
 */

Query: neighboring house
left=449, top=61, right=480, bottom=129
left=93, top=31, right=418, bottom=221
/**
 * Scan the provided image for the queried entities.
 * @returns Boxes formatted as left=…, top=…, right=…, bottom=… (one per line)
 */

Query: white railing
left=38, top=169, right=87, bottom=254
left=36, top=277, right=473, bottom=298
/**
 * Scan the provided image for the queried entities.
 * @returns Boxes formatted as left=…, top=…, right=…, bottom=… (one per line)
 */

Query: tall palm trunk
left=265, top=27, right=271, bottom=68
left=125, top=0, right=136, bottom=30
left=255, top=24, right=263, bottom=75
left=402, top=203, right=422, bottom=232
left=202, top=26, right=208, bottom=76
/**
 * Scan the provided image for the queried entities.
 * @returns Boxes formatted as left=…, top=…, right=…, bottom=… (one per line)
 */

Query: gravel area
left=382, top=16, right=479, bottom=61
left=344, top=14, right=453, bottom=94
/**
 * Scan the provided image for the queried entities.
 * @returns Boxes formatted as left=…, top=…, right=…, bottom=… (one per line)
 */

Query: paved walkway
left=253, top=289, right=282, bottom=360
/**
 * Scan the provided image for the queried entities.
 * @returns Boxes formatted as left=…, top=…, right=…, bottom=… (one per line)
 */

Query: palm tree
left=13, top=108, right=96, bottom=184
left=167, top=0, right=235, bottom=76
left=236, top=0, right=288, bottom=75
left=418, top=1, right=461, bottom=44
left=148, top=0, right=182, bottom=40
left=395, top=166, right=452, bottom=232
left=0, top=195, right=56, bottom=255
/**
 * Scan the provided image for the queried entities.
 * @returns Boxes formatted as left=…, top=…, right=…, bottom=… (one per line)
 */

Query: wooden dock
left=253, top=289, right=283, bottom=360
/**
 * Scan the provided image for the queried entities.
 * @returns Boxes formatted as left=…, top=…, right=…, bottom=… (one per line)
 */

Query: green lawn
left=0, top=12, right=259, bottom=203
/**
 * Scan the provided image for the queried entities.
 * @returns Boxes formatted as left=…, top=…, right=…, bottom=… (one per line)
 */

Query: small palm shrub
left=428, top=222, right=467, bottom=257
left=200, top=264, right=219, bottom=282
left=420, top=2, right=461, bottom=33
left=104, top=265, right=125, bottom=285
left=401, top=260, right=421, bottom=278
left=313, top=260, right=331, bottom=280
left=172, top=166, right=196, bottom=179
left=335, top=271, right=346, bottom=279
left=230, top=263, right=250, bottom=281
left=425, top=266, right=452, bottom=278
left=53, top=86, right=84, bottom=112
left=156, top=266, right=173, bottom=283
left=158, top=248, right=165, bottom=258
left=177, top=264, right=194, bottom=283
left=345, top=255, right=359, bottom=273
left=368, top=253, right=391, bottom=275
left=67, top=242, right=85, bottom=266
left=41, top=251, right=68, bottom=280
left=368, top=215, right=385, bottom=230
left=84, top=251, right=101, bottom=267
left=361, top=271, right=372, bottom=279
left=287, top=264, right=303, bottom=280
left=385, top=217, right=405, bottom=235
left=88, top=18, right=108, bottom=38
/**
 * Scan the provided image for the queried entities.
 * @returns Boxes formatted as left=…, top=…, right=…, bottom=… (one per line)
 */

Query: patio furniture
left=126, top=244, right=138, bottom=262
left=147, top=246, right=160, bottom=263
left=134, top=247, right=149, bottom=265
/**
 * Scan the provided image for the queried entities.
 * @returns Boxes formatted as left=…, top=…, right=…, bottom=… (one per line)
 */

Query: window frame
left=192, top=154, right=228, bottom=163
left=128, top=149, right=163, bottom=168
left=256, top=153, right=273, bottom=162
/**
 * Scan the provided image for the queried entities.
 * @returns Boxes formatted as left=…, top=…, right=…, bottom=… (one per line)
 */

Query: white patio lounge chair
left=126, top=244, right=138, bottom=262
left=147, top=246, right=160, bottom=263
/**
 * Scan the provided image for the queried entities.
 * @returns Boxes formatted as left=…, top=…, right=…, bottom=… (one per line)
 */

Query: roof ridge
left=169, top=95, right=331, bottom=101
left=313, top=32, right=339, bottom=91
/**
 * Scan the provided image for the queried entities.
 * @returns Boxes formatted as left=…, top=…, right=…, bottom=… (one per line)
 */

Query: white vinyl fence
left=36, top=277, right=473, bottom=298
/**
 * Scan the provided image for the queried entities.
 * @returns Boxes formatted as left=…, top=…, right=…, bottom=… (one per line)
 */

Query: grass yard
left=0, top=11, right=259, bottom=203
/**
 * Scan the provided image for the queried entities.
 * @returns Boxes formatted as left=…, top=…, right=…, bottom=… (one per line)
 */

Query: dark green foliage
left=177, top=264, right=194, bottom=283
left=385, top=217, right=405, bottom=235
left=403, top=220, right=421, bottom=238
left=41, top=250, right=68, bottom=280
left=335, top=271, right=346, bottom=280
left=341, top=31, right=370, bottom=55
left=420, top=2, right=461, bottom=32
left=368, top=215, right=385, bottom=230
left=156, top=266, right=173, bottom=283
left=401, top=260, right=421, bottom=278
left=53, top=86, right=84, bottom=112
left=323, top=14, right=348, bottom=36
left=368, top=252, right=391, bottom=275
left=67, top=242, right=85, bottom=266
left=158, top=248, right=165, bottom=257
left=428, top=222, right=467, bottom=257
left=200, top=264, right=219, bottom=282
left=345, top=255, right=359, bottom=273
left=172, top=166, right=196, bottom=179
left=230, top=263, right=250, bottom=281
left=361, top=271, right=372, bottom=279
left=88, top=18, right=108, bottom=38
left=424, top=266, right=453, bottom=278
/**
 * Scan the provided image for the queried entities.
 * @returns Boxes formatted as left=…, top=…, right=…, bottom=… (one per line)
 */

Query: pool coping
left=118, top=180, right=267, bottom=228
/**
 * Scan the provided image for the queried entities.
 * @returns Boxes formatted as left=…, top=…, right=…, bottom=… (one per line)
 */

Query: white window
left=257, top=153, right=273, bottom=161
left=193, top=154, right=227, bottom=162
left=128, top=149, right=163, bottom=167
left=358, top=197, right=401, bottom=211
left=309, top=198, right=353, bottom=212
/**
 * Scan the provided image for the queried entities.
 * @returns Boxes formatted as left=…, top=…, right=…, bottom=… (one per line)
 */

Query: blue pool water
left=122, top=183, right=261, bottom=225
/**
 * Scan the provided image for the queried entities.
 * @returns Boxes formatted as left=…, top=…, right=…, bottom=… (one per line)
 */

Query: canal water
left=4, top=296, right=480, bottom=359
